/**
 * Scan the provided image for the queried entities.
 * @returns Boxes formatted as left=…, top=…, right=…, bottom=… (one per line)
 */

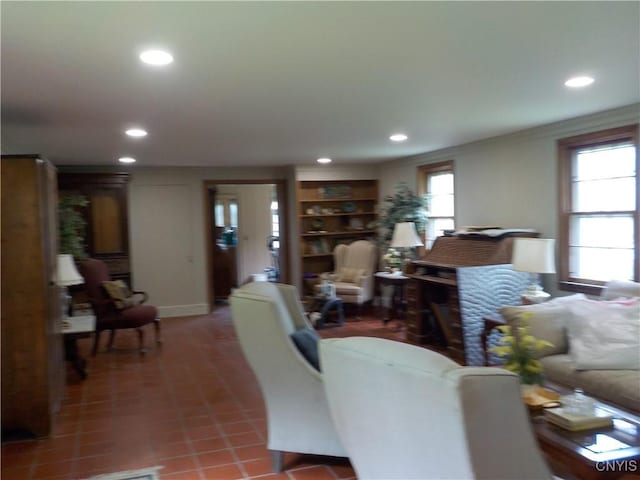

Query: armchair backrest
left=230, top=282, right=346, bottom=458
left=320, top=337, right=552, bottom=479
left=333, top=240, right=377, bottom=275
left=79, top=258, right=111, bottom=302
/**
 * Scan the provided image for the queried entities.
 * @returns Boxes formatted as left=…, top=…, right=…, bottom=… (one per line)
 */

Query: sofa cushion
left=600, top=280, right=640, bottom=300
left=499, top=294, right=586, bottom=358
left=540, top=354, right=640, bottom=413
left=101, top=280, right=142, bottom=309
left=566, top=298, right=640, bottom=370
left=337, top=267, right=364, bottom=283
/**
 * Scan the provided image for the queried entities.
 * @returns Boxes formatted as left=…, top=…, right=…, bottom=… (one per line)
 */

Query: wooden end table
left=374, top=271, right=409, bottom=325
left=531, top=389, right=640, bottom=480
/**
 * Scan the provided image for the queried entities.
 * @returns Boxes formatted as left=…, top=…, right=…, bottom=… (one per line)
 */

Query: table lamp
left=56, top=254, right=84, bottom=317
left=511, top=238, right=556, bottom=302
left=391, top=222, right=424, bottom=272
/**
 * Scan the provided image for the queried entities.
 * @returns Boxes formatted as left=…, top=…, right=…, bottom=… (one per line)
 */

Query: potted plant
left=58, top=193, right=88, bottom=258
left=378, top=182, right=429, bottom=258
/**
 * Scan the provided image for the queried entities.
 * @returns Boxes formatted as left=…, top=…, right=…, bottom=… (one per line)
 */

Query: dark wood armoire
left=57, top=172, right=131, bottom=284
left=1, top=155, right=64, bottom=438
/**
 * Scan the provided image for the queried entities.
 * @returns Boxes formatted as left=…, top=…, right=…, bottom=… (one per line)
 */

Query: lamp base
left=522, top=284, right=550, bottom=304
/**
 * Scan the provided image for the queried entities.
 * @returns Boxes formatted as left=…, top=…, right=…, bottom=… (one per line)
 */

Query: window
left=270, top=199, right=280, bottom=249
left=558, top=124, right=639, bottom=293
left=418, top=160, right=455, bottom=248
left=215, top=195, right=238, bottom=228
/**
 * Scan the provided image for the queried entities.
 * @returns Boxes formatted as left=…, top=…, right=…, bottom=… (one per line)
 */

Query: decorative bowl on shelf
left=342, top=201, right=356, bottom=213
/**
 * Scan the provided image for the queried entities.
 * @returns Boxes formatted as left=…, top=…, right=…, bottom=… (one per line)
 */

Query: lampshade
left=56, top=254, right=84, bottom=286
left=511, top=238, right=556, bottom=274
left=390, top=222, right=424, bottom=248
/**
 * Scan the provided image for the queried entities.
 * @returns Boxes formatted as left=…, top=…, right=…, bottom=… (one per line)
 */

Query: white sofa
left=499, top=280, right=640, bottom=413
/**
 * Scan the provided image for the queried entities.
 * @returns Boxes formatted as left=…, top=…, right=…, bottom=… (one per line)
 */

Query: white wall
left=127, top=105, right=638, bottom=314
left=128, top=166, right=286, bottom=317
left=379, top=103, right=640, bottom=295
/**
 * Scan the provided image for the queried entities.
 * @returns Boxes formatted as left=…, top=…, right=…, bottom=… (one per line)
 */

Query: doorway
left=204, top=180, right=288, bottom=309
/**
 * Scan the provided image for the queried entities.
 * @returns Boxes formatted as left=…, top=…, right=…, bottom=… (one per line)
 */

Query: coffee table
left=531, top=388, right=640, bottom=480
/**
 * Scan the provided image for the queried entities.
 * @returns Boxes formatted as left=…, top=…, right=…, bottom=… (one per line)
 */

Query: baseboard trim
left=157, top=304, right=209, bottom=318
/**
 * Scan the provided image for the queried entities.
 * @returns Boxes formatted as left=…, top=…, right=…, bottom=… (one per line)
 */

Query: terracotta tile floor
left=1, top=306, right=407, bottom=479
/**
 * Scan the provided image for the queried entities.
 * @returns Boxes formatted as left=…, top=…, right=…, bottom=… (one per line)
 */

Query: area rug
left=84, top=466, right=163, bottom=480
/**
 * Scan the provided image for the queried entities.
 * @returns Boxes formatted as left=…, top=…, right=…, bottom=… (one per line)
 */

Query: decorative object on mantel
left=56, top=254, right=84, bottom=316
left=511, top=237, right=556, bottom=303
left=490, top=312, right=553, bottom=385
left=378, top=182, right=428, bottom=254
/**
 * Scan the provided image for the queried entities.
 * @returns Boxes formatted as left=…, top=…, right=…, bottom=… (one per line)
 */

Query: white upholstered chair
left=320, top=337, right=553, bottom=480
left=317, top=240, right=377, bottom=316
left=229, top=282, right=346, bottom=472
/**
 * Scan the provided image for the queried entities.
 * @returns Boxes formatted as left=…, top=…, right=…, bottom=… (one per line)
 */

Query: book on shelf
left=544, top=407, right=613, bottom=431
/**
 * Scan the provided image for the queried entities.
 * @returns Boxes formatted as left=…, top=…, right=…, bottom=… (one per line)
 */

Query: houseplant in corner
left=378, top=182, right=428, bottom=258
left=58, top=193, right=88, bottom=259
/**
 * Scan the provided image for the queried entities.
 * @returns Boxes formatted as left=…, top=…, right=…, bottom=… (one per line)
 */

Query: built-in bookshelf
left=297, top=179, right=378, bottom=288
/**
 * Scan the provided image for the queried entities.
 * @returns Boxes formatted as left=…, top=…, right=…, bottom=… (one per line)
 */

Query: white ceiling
left=1, top=2, right=639, bottom=167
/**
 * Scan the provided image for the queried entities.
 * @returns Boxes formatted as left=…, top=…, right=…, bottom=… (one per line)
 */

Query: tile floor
left=1, top=307, right=407, bottom=480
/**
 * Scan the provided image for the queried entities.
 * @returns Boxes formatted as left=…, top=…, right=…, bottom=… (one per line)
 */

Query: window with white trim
left=558, top=124, right=639, bottom=293
left=419, top=161, right=455, bottom=248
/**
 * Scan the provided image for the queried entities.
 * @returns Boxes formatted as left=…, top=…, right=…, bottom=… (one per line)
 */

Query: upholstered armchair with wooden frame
left=79, top=258, right=161, bottom=355
left=316, top=240, right=377, bottom=318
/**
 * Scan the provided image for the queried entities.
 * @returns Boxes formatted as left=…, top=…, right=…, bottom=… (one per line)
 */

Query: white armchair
left=317, top=240, right=377, bottom=316
left=229, top=282, right=346, bottom=472
left=320, top=337, right=553, bottom=479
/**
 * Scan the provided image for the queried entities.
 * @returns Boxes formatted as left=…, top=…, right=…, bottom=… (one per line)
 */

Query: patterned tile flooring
left=1, top=306, right=407, bottom=479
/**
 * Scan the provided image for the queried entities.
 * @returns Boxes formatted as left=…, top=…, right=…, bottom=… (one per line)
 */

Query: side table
left=63, top=315, right=96, bottom=379
left=374, top=271, right=409, bottom=325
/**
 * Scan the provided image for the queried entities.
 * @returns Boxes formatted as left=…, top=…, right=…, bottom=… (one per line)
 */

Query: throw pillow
left=337, top=267, right=364, bottom=283
left=566, top=298, right=640, bottom=370
left=499, top=294, right=586, bottom=358
left=101, top=280, right=137, bottom=309
left=601, top=280, right=640, bottom=300
left=290, top=327, right=321, bottom=371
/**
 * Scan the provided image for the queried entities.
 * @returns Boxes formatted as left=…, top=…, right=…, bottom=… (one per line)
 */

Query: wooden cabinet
left=297, top=180, right=378, bottom=287
left=58, top=173, right=130, bottom=283
left=1, top=155, right=64, bottom=438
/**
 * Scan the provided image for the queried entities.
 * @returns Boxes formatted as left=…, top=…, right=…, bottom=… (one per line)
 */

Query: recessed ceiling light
left=139, top=49, right=174, bottom=66
left=390, top=133, right=408, bottom=142
left=564, top=76, right=594, bottom=88
left=125, top=128, right=147, bottom=138
left=317, top=158, right=332, bottom=164
left=118, top=157, right=136, bottom=164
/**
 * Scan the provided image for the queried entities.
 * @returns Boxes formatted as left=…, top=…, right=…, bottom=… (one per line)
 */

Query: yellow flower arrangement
left=490, top=312, right=553, bottom=385
left=382, top=248, right=402, bottom=270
